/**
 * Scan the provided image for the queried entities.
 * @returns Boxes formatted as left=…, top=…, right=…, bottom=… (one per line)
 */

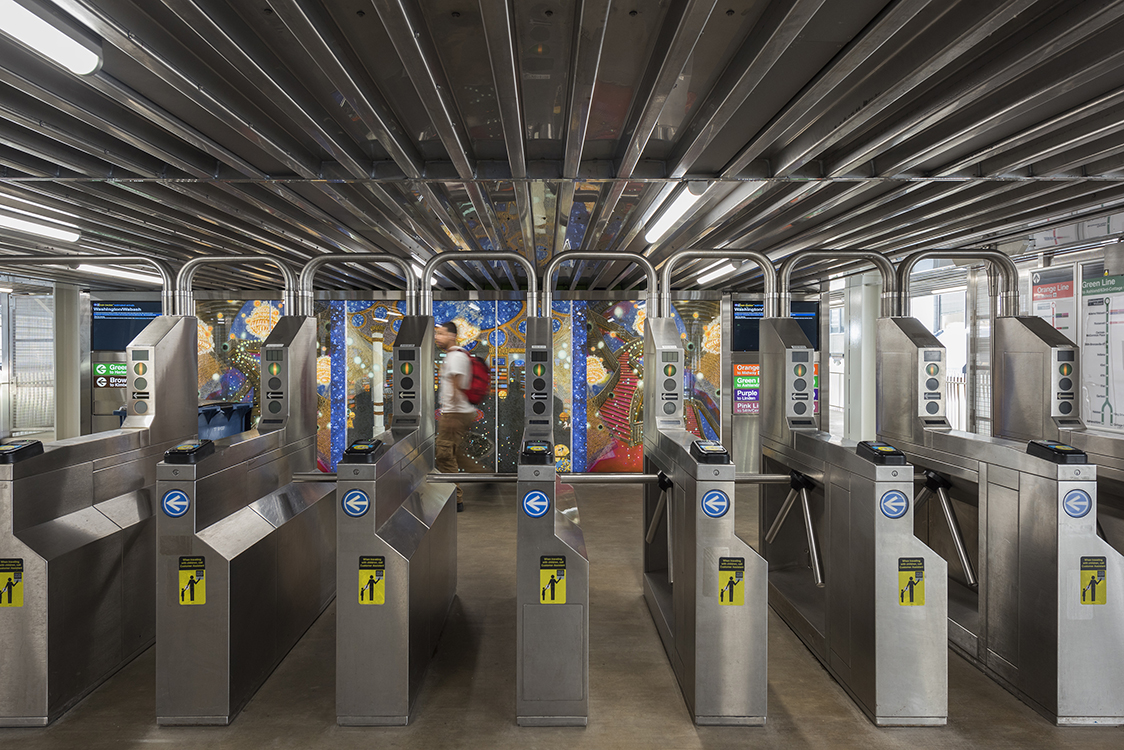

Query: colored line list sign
left=734, top=389, right=759, bottom=402
left=733, top=401, right=760, bottom=415
left=734, top=364, right=759, bottom=377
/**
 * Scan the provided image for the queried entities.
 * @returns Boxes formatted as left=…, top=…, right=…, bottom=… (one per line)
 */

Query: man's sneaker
left=457, top=501, right=464, bottom=513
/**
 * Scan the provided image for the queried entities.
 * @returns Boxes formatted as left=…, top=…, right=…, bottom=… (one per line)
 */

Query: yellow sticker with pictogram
left=540, top=556, right=566, bottom=604
left=1081, top=556, right=1107, bottom=605
left=719, top=557, right=745, bottom=605
left=0, top=559, right=23, bottom=607
left=899, top=558, right=925, bottom=606
left=178, top=556, right=206, bottom=606
left=359, top=556, right=385, bottom=605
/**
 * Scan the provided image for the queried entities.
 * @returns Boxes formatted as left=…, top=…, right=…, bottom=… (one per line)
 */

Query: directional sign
left=342, top=489, right=370, bottom=518
left=1063, top=489, right=1092, bottom=519
left=880, top=490, right=909, bottom=519
left=162, top=490, right=190, bottom=518
left=522, top=490, right=550, bottom=518
left=701, top=489, right=730, bottom=519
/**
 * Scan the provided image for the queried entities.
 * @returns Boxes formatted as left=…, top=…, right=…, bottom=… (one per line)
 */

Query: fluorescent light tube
left=697, top=262, right=737, bottom=285
left=0, top=287, right=12, bottom=293
left=77, top=264, right=162, bottom=285
left=0, top=0, right=101, bottom=75
left=645, top=183, right=708, bottom=244
left=0, top=212, right=80, bottom=242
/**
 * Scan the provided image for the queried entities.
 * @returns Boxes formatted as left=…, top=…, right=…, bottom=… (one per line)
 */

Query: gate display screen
left=731, top=301, right=820, bottom=351
left=92, top=301, right=162, bottom=351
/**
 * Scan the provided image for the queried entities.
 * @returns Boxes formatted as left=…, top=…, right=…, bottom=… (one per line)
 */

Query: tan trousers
left=436, top=411, right=483, bottom=502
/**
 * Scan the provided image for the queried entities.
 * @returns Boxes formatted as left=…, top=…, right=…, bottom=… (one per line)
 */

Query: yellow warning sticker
left=0, top=559, right=23, bottom=607
left=178, top=556, right=205, bottom=606
left=359, top=556, right=385, bottom=605
left=540, top=555, right=566, bottom=604
left=899, top=558, right=925, bottom=606
left=1081, top=556, right=1107, bottom=605
left=719, top=557, right=745, bottom=605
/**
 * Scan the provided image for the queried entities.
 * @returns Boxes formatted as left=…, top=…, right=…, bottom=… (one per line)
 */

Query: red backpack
left=458, top=349, right=491, bottom=405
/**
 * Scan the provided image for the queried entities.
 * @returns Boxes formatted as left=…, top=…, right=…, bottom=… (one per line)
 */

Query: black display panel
left=265, top=349, right=284, bottom=361
left=1058, top=350, right=1075, bottom=362
left=731, top=301, right=820, bottom=351
left=91, top=301, right=162, bottom=351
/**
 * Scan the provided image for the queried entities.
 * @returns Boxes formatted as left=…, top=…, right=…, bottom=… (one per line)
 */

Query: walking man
left=434, top=321, right=482, bottom=512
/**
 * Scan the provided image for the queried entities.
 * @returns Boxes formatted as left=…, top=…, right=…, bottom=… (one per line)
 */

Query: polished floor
left=5, top=482, right=1121, bottom=749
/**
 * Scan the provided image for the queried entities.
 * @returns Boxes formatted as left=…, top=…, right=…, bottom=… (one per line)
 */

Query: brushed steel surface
left=877, top=314, right=1124, bottom=725
left=763, top=316, right=948, bottom=726
left=641, top=318, right=768, bottom=726
left=156, top=314, right=334, bottom=726
left=0, top=315, right=196, bottom=726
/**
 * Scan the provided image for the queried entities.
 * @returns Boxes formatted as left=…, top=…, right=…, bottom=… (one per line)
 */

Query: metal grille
left=971, top=271, right=992, bottom=436
left=11, top=295, right=54, bottom=436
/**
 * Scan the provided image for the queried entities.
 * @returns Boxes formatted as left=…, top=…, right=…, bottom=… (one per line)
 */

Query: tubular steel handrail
left=0, top=254, right=176, bottom=314
left=660, top=249, right=777, bottom=317
left=176, top=256, right=298, bottom=316
left=897, top=249, right=1020, bottom=318
left=298, top=253, right=416, bottom=317
left=778, top=249, right=898, bottom=318
left=543, top=251, right=658, bottom=317
left=421, top=251, right=538, bottom=317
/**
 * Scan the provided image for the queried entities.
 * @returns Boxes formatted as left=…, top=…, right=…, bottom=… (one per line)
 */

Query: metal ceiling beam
left=577, top=0, right=718, bottom=260
left=477, top=0, right=537, bottom=268
left=748, top=0, right=1040, bottom=178
left=370, top=0, right=506, bottom=282
left=856, top=22, right=1124, bottom=178
left=666, top=0, right=829, bottom=178
left=551, top=0, right=611, bottom=261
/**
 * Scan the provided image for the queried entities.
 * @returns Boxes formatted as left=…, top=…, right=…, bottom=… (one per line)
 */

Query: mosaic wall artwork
left=192, top=298, right=719, bottom=474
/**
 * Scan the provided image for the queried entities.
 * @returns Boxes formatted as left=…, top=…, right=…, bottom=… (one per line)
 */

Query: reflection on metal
left=543, top=250, right=658, bottom=313
left=778, top=250, right=897, bottom=318
left=0, top=315, right=197, bottom=726
left=0, top=254, right=175, bottom=313
left=298, top=254, right=417, bottom=317
left=421, top=251, right=538, bottom=317
left=336, top=314, right=455, bottom=725
left=877, top=313, right=1124, bottom=725
left=897, top=249, right=1020, bottom=318
left=641, top=315, right=767, bottom=725
left=176, top=256, right=299, bottom=316
left=660, top=248, right=777, bottom=317
left=156, top=314, right=334, bottom=725
left=761, top=315, right=948, bottom=726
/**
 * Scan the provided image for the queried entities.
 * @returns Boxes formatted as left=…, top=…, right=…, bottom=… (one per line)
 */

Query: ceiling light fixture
left=0, top=212, right=80, bottom=242
left=0, top=0, right=102, bottom=76
left=76, top=264, right=162, bottom=285
left=645, top=182, right=708, bottom=244
left=697, top=262, right=738, bottom=285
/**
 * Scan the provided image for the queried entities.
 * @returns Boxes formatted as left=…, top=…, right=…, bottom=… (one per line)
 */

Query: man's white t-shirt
left=440, top=348, right=476, bottom=414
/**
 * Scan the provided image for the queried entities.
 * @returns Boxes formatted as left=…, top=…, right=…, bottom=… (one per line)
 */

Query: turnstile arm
left=921, top=472, right=977, bottom=589
left=766, top=473, right=825, bottom=588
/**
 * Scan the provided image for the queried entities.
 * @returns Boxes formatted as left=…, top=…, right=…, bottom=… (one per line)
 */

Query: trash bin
left=197, top=400, right=253, bottom=440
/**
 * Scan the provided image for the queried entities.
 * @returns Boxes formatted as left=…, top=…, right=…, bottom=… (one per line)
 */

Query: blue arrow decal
left=523, top=490, right=550, bottom=518
left=342, top=489, right=370, bottom=518
left=162, top=490, right=190, bottom=518
left=1063, top=489, right=1091, bottom=519
left=701, top=490, right=730, bottom=519
left=880, top=490, right=909, bottom=519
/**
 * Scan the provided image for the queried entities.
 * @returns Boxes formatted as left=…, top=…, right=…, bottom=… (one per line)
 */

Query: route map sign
left=1081, top=264, right=1124, bottom=432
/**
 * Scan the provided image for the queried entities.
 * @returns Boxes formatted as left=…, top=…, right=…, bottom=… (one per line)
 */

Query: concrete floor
left=4, top=483, right=1121, bottom=749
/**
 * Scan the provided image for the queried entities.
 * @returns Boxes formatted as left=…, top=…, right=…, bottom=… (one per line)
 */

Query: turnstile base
left=0, top=717, right=49, bottom=727
left=338, top=715, right=409, bottom=726
left=158, top=715, right=233, bottom=726
left=518, top=715, right=588, bottom=727
left=696, top=715, right=766, bottom=726
left=948, top=637, right=1124, bottom=727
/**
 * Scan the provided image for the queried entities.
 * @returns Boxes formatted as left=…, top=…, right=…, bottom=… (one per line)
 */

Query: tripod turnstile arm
left=764, top=488, right=799, bottom=545
left=935, top=485, right=977, bottom=589
left=800, top=487, right=825, bottom=588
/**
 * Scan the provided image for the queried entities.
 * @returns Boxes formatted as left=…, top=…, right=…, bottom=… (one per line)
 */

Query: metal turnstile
left=155, top=314, right=335, bottom=725
left=516, top=315, right=589, bottom=726
left=0, top=315, right=197, bottom=726
left=335, top=315, right=457, bottom=725
left=642, top=317, right=768, bottom=725
left=877, top=314, right=1123, bottom=724
left=761, top=316, right=948, bottom=726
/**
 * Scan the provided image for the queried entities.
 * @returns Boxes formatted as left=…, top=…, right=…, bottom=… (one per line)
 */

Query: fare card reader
left=0, top=439, right=43, bottom=463
left=689, top=440, right=730, bottom=464
left=341, top=439, right=385, bottom=464
left=163, top=440, right=215, bottom=464
left=856, top=441, right=907, bottom=466
left=1026, top=439, right=1087, bottom=464
left=516, top=316, right=588, bottom=727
